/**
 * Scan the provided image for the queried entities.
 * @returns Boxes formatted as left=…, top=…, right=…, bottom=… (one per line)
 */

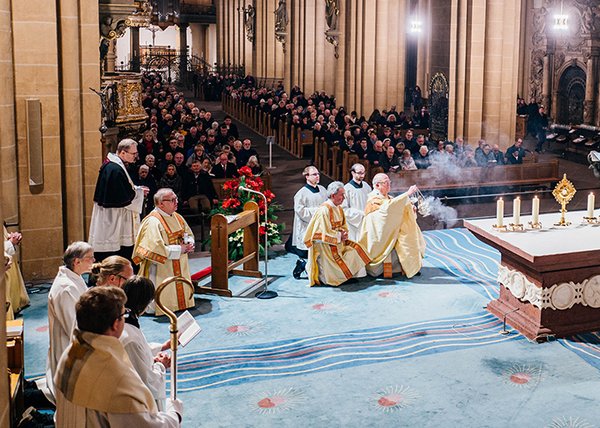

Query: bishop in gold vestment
left=133, top=189, right=195, bottom=315
left=359, top=173, right=425, bottom=278
left=303, top=182, right=370, bottom=286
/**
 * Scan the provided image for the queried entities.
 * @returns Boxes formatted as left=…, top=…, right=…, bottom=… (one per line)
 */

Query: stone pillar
left=106, top=39, right=117, bottom=72
left=584, top=53, right=597, bottom=124
left=0, top=0, right=19, bottom=225
left=542, top=52, right=552, bottom=113
left=59, top=0, right=85, bottom=243
left=130, top=26, right=140, bottom=71
left=179, top=23, right=189, bottom=79
left=0, top=0, right=13, bottom=420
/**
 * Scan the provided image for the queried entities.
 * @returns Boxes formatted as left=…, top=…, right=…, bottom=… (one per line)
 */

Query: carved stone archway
left=556, top=65, right=586, bottom=125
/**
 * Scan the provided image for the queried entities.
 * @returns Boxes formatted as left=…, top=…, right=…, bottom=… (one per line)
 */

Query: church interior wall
left=2, top=0, right=102, bottom=281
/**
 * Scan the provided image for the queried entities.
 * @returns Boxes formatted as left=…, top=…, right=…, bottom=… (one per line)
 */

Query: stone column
left=0, top=0, right=19, bottom=225
left=179, top=23, right=189, bottom=80
left=584, top=52, right=597, bottom=124
left=0, top=0, right=12, bottom=419
left=542, top=52, right=552, bottom=113
left=130, top=26, right=140, bottom=71
left=59, top=0, right=85, bottom=242
left=106, top=39, right=117, bottom=73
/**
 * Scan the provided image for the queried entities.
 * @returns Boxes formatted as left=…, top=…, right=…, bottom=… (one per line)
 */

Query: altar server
left=342, top=164, right=372, bottom=241
left=290, top=166, right=327, bottom=279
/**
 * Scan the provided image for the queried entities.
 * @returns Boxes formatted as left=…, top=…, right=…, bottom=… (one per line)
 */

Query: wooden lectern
left=197, top=201, right=263, bottom=297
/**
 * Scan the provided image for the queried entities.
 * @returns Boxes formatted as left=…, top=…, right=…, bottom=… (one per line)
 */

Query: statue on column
left=242, top=4, right=256, bottom=44
left=324, top=0, right=340, bottom=58
left=325, top=0, right=339, bottom=32
left=274, top=0, right=288, bottom=52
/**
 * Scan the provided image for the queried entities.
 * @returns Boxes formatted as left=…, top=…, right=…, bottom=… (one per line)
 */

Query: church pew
left=388, top=160, right=559, bottom=193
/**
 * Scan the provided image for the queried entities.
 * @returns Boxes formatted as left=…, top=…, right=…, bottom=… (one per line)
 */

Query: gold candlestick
left=552, top=174, right=576, bottom=226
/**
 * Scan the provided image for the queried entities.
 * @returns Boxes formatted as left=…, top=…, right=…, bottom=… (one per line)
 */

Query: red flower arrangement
left=209, top=167, right=283, bottom=260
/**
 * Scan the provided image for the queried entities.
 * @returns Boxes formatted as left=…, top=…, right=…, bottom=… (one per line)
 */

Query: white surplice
left=120, top=323, right=167, bottom=411
left=292, top=184, right=327, bottom=251
left=342, top=180, right=372, bottom=241
left=39, top=266, right=88, bottom=403
left=89, top=152, right=145, bottom=252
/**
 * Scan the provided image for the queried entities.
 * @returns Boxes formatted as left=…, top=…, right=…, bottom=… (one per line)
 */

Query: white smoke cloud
left=418, top=195, right=458, bottom=228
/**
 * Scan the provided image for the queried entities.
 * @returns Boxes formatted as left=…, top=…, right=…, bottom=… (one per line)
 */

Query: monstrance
left=552, top=174, right=576, bottom=226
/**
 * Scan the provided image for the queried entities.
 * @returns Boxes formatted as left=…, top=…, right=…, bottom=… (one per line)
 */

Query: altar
left=464, top=210, right=600, bottom=341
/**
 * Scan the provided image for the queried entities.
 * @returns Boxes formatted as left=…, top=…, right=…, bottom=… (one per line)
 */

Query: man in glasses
left=89, top=138, right=149, bottom=263
left=54, top=286, right=183, bottom=426
left=133, top=188, right=195, bottom=315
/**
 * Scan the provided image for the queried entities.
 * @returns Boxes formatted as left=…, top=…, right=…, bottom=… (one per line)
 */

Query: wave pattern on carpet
left=173, top=311, right=524, bottom=392
left=424, top=229, right=500, bottom=300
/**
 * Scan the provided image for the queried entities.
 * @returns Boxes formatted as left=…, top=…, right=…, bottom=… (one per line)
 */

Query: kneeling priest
left=303, top=182, right=370, bottom=286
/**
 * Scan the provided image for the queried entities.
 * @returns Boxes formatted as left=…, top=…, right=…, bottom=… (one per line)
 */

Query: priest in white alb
left=133, top=188, right=195, bottom=315
left=342, top=163, right=372, bottom=241
left=303, top=182, right=371, bottom=286
left=359, top=173, right=425, bottom=278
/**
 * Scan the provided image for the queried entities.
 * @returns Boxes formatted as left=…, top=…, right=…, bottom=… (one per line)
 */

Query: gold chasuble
left=359, top=190, right=425, bottom=278
left=133, top=209, right=194, bottom=315
left=303, top=201, right=370, bottom=286
left=4, top=226, right=30, bottom=319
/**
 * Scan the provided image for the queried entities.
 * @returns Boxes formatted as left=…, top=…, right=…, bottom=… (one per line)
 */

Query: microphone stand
left=238, top=186, right=277, bottom=299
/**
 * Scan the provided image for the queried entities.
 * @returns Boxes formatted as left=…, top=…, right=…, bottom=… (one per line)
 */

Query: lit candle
left=513, top=197, right=521, bottom=225
left=496, top=198, right=504, bottom=227
left=532, top=196, right=540, bottom=224
left=587, top=193, right=595, bottom=218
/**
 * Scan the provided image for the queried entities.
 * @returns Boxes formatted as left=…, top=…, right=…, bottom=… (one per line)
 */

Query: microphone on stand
left=238, top=185, right=277, bottom=299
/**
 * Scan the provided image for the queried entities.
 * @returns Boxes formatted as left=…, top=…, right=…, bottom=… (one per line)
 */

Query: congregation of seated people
left=224, top=78, right=531, bottom=175
left=127, top=72, right=264, bottom=218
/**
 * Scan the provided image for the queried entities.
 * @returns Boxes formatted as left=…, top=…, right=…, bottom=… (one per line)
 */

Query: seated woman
left=399, top=149, right=417, bottom=171
left=88, top=255, right=134, bottom=287
left=120, top=276, right=170, bottom=411
left=158, top=163, right=183, bottom=201
left=247, top=155, right=263, bottom=175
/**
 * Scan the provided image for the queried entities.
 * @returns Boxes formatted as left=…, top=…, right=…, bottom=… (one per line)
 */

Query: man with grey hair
left=303, top=182, right=370, bottom=286
left=289, top=166, right=327, bottom=279
left=39, top=241, right=95, bottom=404
left=89, top=138, right=149, bottom=263
left=342, top=163, right=372, bottom=241
left=133, top=188, right=195, bottom=315
left=359, top=173, right=425, bottom=278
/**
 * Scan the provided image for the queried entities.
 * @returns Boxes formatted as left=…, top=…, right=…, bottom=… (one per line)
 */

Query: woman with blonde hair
left=88, top=255, right=133, bottom=287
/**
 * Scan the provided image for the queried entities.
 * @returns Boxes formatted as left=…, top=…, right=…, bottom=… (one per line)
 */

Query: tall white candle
left=587, top=193, right=595, bottom=218
left=513, top=197, right=521, bottom=225
left=532, top=196, right=540, bottom=224
left=496, top=198, right=504, bottom=227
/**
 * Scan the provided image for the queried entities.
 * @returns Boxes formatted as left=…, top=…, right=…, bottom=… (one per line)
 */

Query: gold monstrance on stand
left=552, top=174, right=576, bottom=226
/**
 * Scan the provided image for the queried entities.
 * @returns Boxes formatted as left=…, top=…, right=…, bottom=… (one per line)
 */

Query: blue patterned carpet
left=21, top=229, right=600, bottom=427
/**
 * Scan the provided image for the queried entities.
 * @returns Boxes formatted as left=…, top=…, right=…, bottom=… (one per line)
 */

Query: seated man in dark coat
left=506, top=138, right=527, bottom=164
left=184, top=160, right=219, bottom=214
left=212, top=152, right=239, bottom=179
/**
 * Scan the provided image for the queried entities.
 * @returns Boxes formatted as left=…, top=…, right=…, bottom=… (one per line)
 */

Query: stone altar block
left=464, top=210, right=600, bottom=341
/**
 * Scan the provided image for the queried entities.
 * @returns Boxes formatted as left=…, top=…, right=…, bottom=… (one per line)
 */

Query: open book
left=177, top=310, right=202, bottom=347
